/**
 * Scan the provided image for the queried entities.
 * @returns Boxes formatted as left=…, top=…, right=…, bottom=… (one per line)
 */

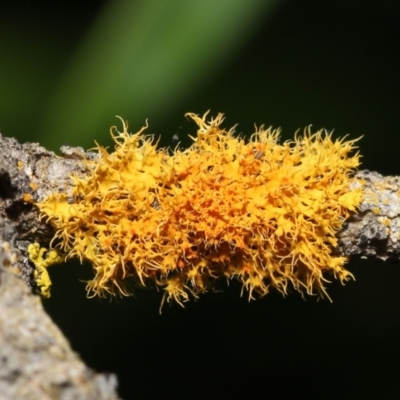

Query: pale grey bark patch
left=0, top=134, right=119, bottom=399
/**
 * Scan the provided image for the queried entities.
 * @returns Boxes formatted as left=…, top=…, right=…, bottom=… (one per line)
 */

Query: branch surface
left=0, top=134, right=119, bottom=399
left=0, top=128, right=398, bottom=398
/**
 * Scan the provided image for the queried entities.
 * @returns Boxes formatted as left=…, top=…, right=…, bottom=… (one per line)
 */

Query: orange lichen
left=23, top=193, right=33, bottom=202
left=37, top=112, right=362, bottom=307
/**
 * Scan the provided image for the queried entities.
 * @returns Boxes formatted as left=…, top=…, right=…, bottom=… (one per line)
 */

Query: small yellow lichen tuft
left=28, top=243, right=64, bottom=298
left=37, top=112, right=362, bottom=307
left=23, top=193, right=33, bottom=203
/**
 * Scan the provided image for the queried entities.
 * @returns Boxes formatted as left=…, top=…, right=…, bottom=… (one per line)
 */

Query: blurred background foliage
left=1, top=1, right=400, bottom=399
left=1, top=0, right=278, bottom=151
left=2, top=0, right=399, bottom=175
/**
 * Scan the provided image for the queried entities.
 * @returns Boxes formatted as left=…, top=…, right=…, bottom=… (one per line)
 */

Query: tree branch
left=0, top=121, right=398, bottom=398
left=337, top=170, right=400, bottom=261
left=0, top=134, right=120, bottom=399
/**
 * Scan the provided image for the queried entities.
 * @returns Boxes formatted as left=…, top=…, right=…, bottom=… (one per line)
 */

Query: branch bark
left=0, top=131, right=398, bottom=399
left=0, top=134, right=119, bottom=399
left=337, top=170, right=400, bottom=261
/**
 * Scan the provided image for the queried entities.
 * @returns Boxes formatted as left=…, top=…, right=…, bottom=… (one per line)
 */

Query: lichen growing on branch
left=36, top=112, right=362, bottom=308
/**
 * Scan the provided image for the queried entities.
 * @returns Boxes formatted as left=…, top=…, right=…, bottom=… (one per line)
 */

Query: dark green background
left=1, top=1, right=400, bottom=399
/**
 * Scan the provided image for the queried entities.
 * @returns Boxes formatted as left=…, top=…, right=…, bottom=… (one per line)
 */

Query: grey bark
left=0, top=132, right=398, bottom=399
left=0, top=134, right=119, bottom=400
left=337, top=170, right=400, bottom=261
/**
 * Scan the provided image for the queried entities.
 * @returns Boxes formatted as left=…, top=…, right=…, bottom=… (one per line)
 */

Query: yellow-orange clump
left=37, top=112, right=362, bottom=307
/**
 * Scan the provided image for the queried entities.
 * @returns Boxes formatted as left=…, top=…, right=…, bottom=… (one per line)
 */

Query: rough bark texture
left=337, top=170, right=400, bottom=261
left=0, top=243, right=119, bottom=400
left=0, top=132, right=399, bottom=399
left=0, top=135, right=119, bottom=400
